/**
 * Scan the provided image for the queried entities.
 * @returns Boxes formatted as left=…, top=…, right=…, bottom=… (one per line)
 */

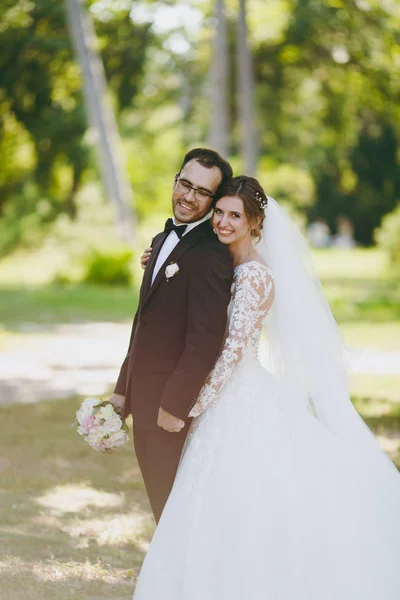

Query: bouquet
left=76, top=397, right=129, bottom=453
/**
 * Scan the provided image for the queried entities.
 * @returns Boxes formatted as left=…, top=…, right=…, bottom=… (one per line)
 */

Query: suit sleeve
left=114, top=312, right=138, bottom=395
left=160, top=247, right=233, bottom=420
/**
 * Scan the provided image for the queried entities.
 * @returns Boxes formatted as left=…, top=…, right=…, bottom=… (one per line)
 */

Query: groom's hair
left=179, top=148, right=233, bottom=185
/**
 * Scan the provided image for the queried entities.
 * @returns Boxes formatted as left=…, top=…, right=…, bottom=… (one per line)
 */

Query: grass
left=0, top=246, right=399, bottom=597
left=312, top=248, right=400, bottom=353
left=351, top=376, right=400, bottom=465
left=0, top=285, right=138, bottom=328
left=350, top=374, right=400, bottom=405
left=314, top=249, right=400, bottom=324
left=0, top=397, right=154, bottom=600
left=0, top=392, right=399, bottom=599
left=0, top=246, right=399, bottom=334
left=312, top=247, right=389, bottom=280
left=341, top=322, right=400, bottom=352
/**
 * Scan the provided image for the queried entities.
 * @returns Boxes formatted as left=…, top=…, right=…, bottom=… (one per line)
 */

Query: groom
left=109, top=148, right=233, bottom=522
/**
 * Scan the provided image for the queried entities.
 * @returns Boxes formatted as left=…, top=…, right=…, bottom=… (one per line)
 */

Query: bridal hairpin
left=255, top=191, right=268, bottom=210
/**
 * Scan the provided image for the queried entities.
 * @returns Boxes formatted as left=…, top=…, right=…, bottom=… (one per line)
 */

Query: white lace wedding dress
left=133, top=261, right=400, bottom=600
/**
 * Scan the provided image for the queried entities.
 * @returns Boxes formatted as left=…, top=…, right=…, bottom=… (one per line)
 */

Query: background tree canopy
left=0, top=0, right=399, bottom=254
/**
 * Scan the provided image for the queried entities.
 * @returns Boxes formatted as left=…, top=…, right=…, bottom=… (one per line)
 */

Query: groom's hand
left=140, top=241, right=153, bottom=269
left=157, top=407, right=185, bottom=433
left=108, top=393, right=125, bottom=415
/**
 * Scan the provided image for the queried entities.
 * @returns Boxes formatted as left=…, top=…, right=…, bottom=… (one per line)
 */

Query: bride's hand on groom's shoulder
left=108, top=393, right=125, bottom=415
left=141, top=241, right=153, bottom=269
left=157, top=407, right=185, bottom=433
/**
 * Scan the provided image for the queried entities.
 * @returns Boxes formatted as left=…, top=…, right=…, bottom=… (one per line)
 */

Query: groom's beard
left=172, top=195, right=212, bottom=224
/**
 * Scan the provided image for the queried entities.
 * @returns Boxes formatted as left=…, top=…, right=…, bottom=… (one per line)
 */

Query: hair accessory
left=255, top=191, right=268, bottom=210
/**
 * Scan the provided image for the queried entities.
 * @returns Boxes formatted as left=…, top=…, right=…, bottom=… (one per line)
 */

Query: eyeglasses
left=175, top=178, right=214, bottom=202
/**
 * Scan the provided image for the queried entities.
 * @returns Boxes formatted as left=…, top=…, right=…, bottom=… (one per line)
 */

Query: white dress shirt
left=151, top=213, right=211, bottom=285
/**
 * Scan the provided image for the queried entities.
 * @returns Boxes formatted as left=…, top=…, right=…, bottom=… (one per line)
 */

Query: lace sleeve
left=189, top=263, right=274, bottom=417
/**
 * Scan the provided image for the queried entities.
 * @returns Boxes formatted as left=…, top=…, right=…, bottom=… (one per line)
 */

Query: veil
left=255, top=197, right=398, bottom=468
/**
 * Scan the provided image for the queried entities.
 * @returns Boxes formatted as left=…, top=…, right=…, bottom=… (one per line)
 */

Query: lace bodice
left=189, top=261, right=274, bottom=417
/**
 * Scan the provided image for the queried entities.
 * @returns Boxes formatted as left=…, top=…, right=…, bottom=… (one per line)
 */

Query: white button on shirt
left=151, top=213, right=212, bottom=285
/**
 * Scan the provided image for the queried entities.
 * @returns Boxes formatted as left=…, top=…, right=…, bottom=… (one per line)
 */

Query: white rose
left=165, top=263, right=179, bottom=280
left=101, top=438, right=115, bottom=451
left=87, top=438, right=104, bottom=452
left=97, top=404, right=115, bottom=420
left=86, top=425, right=106, bottom=444
left=103, top=414, right=122, bottom=434
left=109, top=429, right=129, bottom=447
left=76, top=397, right=99, bottom=425
left=82, top=397, right=100, bottom=411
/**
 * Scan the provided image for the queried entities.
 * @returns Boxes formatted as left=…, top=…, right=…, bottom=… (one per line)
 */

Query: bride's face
left=212, top=195, right=252, bottom=245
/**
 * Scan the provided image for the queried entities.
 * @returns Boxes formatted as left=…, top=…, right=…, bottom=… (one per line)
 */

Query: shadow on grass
left=352, top=393, right=400, bottom=468
left=354, top=396, right=400, bottom=430
left=1, top=393, right=399, bottom=599
left=0, top=397, right=154, bottom=600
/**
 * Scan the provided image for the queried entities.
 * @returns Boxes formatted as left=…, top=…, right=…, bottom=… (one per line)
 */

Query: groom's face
left=172, top=159, right=222, bottom=224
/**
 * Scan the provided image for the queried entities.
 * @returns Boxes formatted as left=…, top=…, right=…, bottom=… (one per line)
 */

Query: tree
left=0, top=0, right=90, bottom=252
left=236, top=0, right=257, bottom=175
left=66, top=0, right=136, bottom=244
left=251, top=0, right=400, bottom=242
left=208, top=0, right=230, bottom=156
left=0, top=0, right=151, bottom=254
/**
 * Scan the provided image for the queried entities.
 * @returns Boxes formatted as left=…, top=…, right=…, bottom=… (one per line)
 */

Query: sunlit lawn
left=314, top=249, right=400, bottom=322
left=0, top=398, right=154, bottom=600
left=0, top=247, right=399, bottom=347
left=313, top=248, right=400, bottom=352
left=0, top=245, right=399, bottom=597
left=0, top=391, right=399, bottom=599
left=0, top=285, right=138, bottom=328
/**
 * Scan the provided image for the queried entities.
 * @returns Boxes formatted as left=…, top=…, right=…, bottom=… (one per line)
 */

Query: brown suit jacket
left=114, top=219, right=233, bottom=431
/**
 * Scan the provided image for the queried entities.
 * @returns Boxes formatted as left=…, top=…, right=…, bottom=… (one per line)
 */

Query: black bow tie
left=164, top=218, right=187, bottom=240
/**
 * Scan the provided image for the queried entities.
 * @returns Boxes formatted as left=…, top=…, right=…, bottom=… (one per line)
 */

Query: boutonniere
left=165, top=262, right=180, bottom=282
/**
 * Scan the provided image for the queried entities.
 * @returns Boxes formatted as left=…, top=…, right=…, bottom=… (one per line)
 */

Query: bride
left=133, top=176, right=400, bottom=599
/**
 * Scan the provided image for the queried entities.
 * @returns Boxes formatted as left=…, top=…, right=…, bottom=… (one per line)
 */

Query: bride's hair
left=215, top=176, right=268, bottom=241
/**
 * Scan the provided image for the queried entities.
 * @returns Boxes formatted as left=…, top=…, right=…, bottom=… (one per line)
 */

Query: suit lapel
left=142, top=220, right=212, bottom=308
left=140, top=232, right=168, bottom=306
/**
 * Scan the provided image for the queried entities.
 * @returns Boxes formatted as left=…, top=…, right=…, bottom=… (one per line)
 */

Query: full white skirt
left=133, top=357, right=400, bottom=599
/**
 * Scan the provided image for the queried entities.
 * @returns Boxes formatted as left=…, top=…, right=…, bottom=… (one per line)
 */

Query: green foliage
left=1, top=0, right=400, bottom=254
left=93, top=2, right=152, bottom=111
left=135, top=0, right=399, bottom=243
left=374, top=203, right=400, bottom=268
left=124, top=127, right=184, bottom=221
left=258, top=158, right=315, bottom=220
left=0, top=0, right=152, bottom=255
left=82, top=247, right=134, bottom=286
left=0, top=0, right=88, bottom=217
left=248, top=0, right=400, bottom=243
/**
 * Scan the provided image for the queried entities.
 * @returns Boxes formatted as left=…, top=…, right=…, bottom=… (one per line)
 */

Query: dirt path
left=0, top=323, right=128, bottom=405
left=0, top=322, right=399, bottom=405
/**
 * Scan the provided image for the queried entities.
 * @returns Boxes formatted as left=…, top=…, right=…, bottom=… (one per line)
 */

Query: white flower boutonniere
left=165, top=262, right=180, bottom=282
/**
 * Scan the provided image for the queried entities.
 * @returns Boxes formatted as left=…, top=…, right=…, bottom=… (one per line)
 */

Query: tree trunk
left=208, top=0, right=229, bottom=156
left=237, top=0, right=257, bottom=175
left=65, top=0, right=136, bottom=244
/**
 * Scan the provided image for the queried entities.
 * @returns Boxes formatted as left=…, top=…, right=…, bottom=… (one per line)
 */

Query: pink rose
left=77, top=415, right=96, bottom=436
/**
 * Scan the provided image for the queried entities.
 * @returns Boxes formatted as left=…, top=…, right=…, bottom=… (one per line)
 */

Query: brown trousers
left=133, top=423, right=190, bottom=523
